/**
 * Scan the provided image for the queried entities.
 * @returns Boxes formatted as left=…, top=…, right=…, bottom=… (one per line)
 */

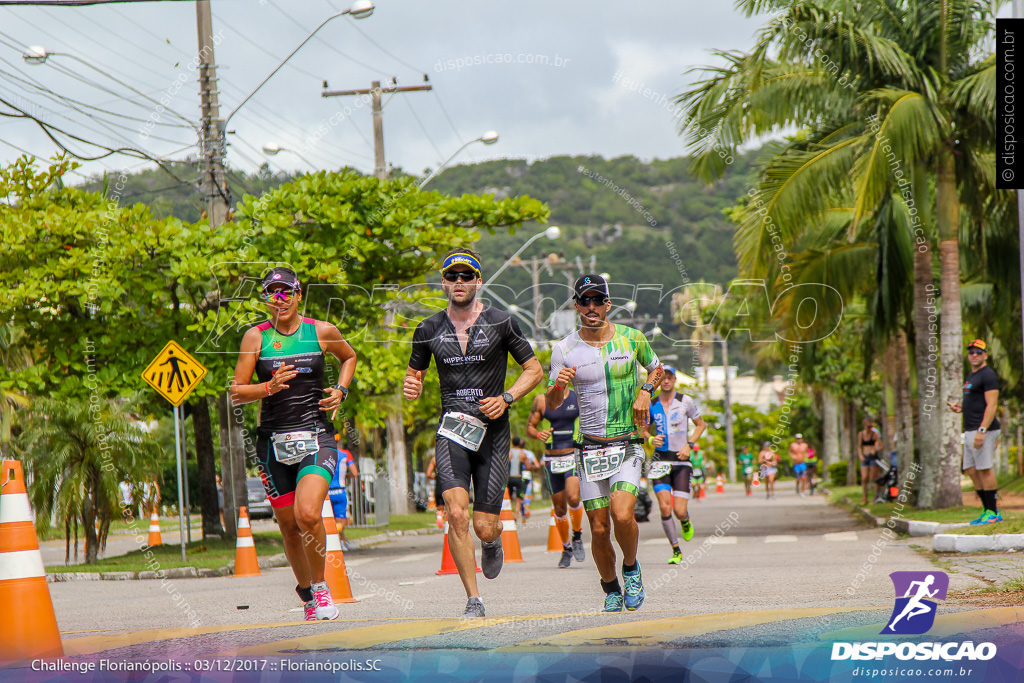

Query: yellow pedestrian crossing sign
left=142, top=341, right=207, bottom=406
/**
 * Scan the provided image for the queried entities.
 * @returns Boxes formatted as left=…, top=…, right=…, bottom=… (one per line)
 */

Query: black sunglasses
left=967, top=349, right=985, bottom=355
left=443, top=270, right=478, bottom=282
left=576, top=294, right=608, bottom=307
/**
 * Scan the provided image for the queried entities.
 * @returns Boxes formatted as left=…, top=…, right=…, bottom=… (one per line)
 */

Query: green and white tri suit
left=548, top=324, right=660, bottom=510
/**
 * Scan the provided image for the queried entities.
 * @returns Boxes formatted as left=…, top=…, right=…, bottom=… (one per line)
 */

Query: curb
left=45, top=527, right=440, bottom=581
left=832, top=495, right=973, bottom=537
left=933, top=533, right=1024, bottom=553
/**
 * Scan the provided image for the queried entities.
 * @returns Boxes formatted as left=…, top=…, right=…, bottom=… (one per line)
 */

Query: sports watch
left=334, top=384, right=350, bottom=401
left=978, top=427, right=987, bottom=433
left=501, top=392, right=514, bottom=405
left=641, top=383, right=655, bottom=396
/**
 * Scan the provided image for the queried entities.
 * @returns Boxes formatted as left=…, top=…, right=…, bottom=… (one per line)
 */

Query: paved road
left=38, top=482, right=1016, bottom=665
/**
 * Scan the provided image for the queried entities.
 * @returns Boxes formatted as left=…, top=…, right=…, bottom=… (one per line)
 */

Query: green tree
left=16, top=396, right=162, bottom=564
left=678, top=0, right=1007, bottom=508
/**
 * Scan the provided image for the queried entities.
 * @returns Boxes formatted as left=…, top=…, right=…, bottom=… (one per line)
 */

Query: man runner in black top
left=231, top=267, right=357, bottom=621
left=949, top=339, right=1002, bottom=525
left=403, top=248, right=543, bottom=618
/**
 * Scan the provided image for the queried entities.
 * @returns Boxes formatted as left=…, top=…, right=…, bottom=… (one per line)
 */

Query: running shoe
left=303, top=600, right=317, bottom=622
left=970, top=510, right=996, bottom=525
left=680, top=518, right=694, bottom=542
left=558, top=548, right=572, bottom=568
left=462, top=597, right=485, bottom=618
left=977, top=511, right=1003, bottom=525
left=572, top=537, right=586, bottom=562
left=311, top=581, right=339, bottom=621
left=668, top=549, right=683, bottom=564
left=623, top=564, right=645, bottom=611
left=481, top=538, right=504, bottom=579
left=602, top=592, right=624, bottom=613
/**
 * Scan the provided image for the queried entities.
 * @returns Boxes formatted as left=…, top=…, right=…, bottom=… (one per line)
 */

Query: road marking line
left=764, top=535, right=798, bottom=543
left=823, top=532, right=859, bottom=542
left=706, top=536, right=738, bottom=545
left=820, top=607, right=1024, bottom=641
left=390, top=552, right=434, bottom=564
left=501, top=607, right=877, bottom=651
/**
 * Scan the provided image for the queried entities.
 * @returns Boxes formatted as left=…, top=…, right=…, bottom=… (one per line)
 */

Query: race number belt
left=271, top=430, right=319, bottom=465
left=548, top=455, right=576, bottom=474
left=648, top=461, right=673, bottom=479
left=743, top=465, right=754, bottom=475
left=438, top=412, right=487, bottom=451
left=691, top=467, right=704, bottom=479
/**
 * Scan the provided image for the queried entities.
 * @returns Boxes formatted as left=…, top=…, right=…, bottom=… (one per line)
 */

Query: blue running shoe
left=623, top=564, right=645, bottom=611
left=603, top=591, right=624, bottom=613
left=970, top=510, right=996, bottom=526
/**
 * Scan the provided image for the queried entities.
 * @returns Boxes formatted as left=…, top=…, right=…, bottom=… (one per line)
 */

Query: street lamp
left=419, top=130, right=499, bottom=188
left=224, top=0, right=374, bottom=129
left=263, top=142, right=317, bottom=170
left=23, top=46, right=195, bottom=128
left=484, top=226, right=561, bottom=285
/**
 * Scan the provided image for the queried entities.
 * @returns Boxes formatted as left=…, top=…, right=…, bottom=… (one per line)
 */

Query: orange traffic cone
left=499, top=489, right=524, bottom=563
left=320, top=498, right=356, bottom=603
left=715, top=474, right=725, bottom=494
left=753, top=472, right=760, bottom=487
left=546, top=510, right=565, bottom=552
left=436, top=519, right=481, bottom=575
left=233, top=506, right=261, bottom=577
left=699, top=483, right=706, bottom=500
left=147, top=506, right=162, bottom=546
left=0, top=459, right=63, bottom=659
left=427, top=487, right=436, bottom=511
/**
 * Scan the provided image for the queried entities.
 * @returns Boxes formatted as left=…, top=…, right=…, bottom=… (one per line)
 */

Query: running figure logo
left=881, top=571, right=949, bottom=635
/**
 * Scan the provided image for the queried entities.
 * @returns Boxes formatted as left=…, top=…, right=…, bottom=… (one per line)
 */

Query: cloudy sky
left=0, top=0, right=772, bottom=183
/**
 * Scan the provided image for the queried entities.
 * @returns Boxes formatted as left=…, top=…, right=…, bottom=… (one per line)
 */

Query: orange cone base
left=500, top=528, right=525, bottom=563
left=546, top=513, right=564, bottom=553
left=0, top=577, right=63, bottom=659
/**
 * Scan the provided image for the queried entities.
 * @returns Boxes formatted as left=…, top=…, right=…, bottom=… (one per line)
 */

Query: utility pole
left=322, top=79, right=432, bottom=513
left=720, top=337, right=736, bottom=482
left=322, top=80, right=433, bottom=179
left=196, top=0, right=241, bottom=538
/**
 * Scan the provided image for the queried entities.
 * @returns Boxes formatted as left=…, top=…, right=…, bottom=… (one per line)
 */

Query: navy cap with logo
left=573, top=273, right=610, bottom=299
left=261, top=267, right=301, bottom=293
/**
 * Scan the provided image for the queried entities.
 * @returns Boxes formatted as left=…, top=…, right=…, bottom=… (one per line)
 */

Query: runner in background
left=528, top=386, right=586, bottom=568
left=758, top=442, right=778, bottom=500
left=738, top=444, right=755, bottom=496
left=328, top=437, right=359, bottom=551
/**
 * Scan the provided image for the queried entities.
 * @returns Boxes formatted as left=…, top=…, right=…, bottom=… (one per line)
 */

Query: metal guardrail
left=349, top=471, right=390, bottom=528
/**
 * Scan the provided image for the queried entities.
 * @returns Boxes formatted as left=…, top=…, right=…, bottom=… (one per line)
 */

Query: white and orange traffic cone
left=715, top=474, right=725, bottom=494
left=699, top=483, right=706, bottom=500
left=753, top=471, right=760, bottom=487
left=147, top=506, right=162, bottom=546
left=320, top=498, right=356, bottom=603
left=232, top=506, right=261, bottom=577
left=0, top=459, right=63, bottom=659
left=546, top=509, right=565, bottom=552
left=499, top=489, right=524, bottom=563
left=427, top=487, right=436, bottom=511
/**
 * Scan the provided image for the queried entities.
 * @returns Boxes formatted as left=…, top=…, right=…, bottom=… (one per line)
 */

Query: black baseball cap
left=261, top=267, right=301, bottom=293
left=573, top=274, right=609, bottom=299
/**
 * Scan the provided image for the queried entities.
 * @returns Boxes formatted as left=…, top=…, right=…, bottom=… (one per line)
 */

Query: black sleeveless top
left=543, top=390, right=579, bottom=451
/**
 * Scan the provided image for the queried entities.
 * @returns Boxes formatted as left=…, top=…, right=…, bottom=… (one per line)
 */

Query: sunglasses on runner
left=575, top=294, right=608, bottom=307
left=967, top=349, right=985, bottom=355
left=262, top=289, right=298, bottom=304
left=442, top=270, right=478, bottom=282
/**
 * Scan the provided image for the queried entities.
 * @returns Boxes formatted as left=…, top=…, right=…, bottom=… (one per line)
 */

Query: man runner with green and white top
left=546, top=274, right=663, bottom=613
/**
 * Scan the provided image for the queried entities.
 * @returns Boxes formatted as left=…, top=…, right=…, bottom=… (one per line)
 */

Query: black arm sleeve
left=408, top=321, right=432, bottom=371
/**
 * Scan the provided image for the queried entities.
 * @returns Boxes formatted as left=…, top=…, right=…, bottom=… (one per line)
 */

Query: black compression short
left=435, top=418, right=510, bottom=515
left=653, top=462, right=692, bottom=496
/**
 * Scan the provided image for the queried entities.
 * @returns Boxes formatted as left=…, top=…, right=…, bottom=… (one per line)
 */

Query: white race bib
left=549, top=455, right=576, bottom=474
left=438, top=412, right=487, bottom=451
left=271, top=430, right=318, bottom=465
left=648, top=461, right=673, bottom=479
left=580, top=444, right=626, bottom=482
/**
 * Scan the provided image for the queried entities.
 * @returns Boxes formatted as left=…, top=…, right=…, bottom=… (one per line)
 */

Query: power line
left=401, top=94, right=443, bottom=162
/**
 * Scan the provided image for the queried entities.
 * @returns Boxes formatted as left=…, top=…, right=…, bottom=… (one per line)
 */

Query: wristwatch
left=501, top=392, right=514, bottom=405
left=641, top=383, right=655, bottom=396
left=334, top=384, right=350, bottom=401
left=978, top=427, right=987, bottom=433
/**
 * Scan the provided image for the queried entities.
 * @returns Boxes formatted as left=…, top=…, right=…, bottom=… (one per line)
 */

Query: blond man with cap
left=948, top=339, right=1002, bottom=525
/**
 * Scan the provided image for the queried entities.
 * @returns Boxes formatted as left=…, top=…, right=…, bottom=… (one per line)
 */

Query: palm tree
left=677, top=0, right=1006, bottom=507
left=17, top=396, right=162, bottom=564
